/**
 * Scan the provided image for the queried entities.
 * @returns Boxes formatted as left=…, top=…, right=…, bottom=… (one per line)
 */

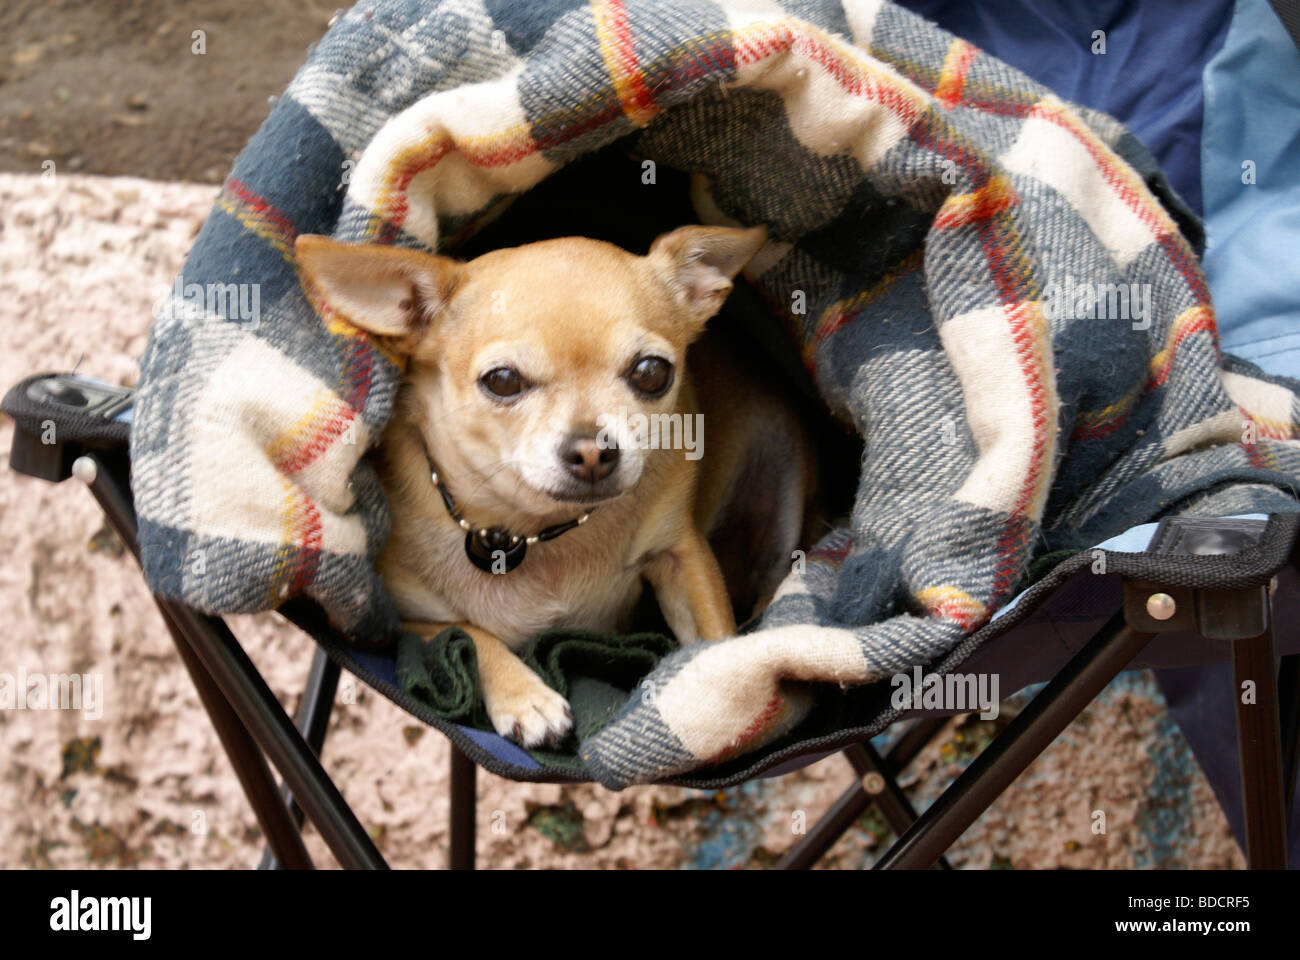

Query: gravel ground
left=0, top=171, right=1246, bottom=869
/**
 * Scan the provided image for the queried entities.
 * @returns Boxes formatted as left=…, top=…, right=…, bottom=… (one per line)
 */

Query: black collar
left=422, top=449, right=593, bottom=573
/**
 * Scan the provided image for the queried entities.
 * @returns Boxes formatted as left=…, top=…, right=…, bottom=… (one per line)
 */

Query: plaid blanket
left=131, top=0, right=1300, bottom=788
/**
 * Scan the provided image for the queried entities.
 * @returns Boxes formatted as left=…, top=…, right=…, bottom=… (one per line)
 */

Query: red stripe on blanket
left=955, top=96, right=1036, bottom=119
left=528, top=35, right=733, bottom=155
left=871, top=49, right=1038, bottom=119
left=733, top=22, right=922, bottom=130
left=932, top=176, right=1019, bottom=230
left=1150, top=307, right=1216, bottom=388
left=601, top=0, right=659, bottom=121
left=655, top=32, right=736, bottom=88
left=980, top=221, right=1053, bottom=604
left=289, top=493, right=323, bottom=595
left=808, top=538, right=854, bottom=566
left=382, top=141, right=453, bottom=237
left=275, top=406, right=359, bottom=477
left=901, top=106, right=1053, bottom=611
left=1157, top=231, right=1213, bottom=312
left=267, top=313, right=374, bottom=478
left=935, top=39, right=977, bottom=110
left=379, top=21, right=926, bottom=241
left=1072, top=414, right=1131, bottom=442
left=811, top=250, right=926, bottom=366
left=337, top=333, right=375, bottom=411
left=905, top=99, right=1067, bottom=612
left=1031, top=104, right=1212, bottom=311
left=225, top=179, right=299, bottom=239
left=909, top=110, right=996, bottom=191
left=1242, top=440, right=1274, bottom=471
left=217, top=178, right=299, bottom=260
left=703, top=692, right=786, bottom=766
left=1074, top=304, right=1219, bottom=440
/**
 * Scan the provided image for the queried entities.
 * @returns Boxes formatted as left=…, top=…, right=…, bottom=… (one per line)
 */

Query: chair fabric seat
left=294, top=512, right=1300, bottom=789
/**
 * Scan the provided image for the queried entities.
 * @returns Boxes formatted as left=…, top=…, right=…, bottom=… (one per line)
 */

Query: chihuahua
left=295, top=225, right=814, bottom=747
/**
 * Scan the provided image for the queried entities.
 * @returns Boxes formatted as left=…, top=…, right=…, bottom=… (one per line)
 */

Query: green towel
left=395, top=627, right=677, bottom=759
left=394, top=627, right=484, bottom=725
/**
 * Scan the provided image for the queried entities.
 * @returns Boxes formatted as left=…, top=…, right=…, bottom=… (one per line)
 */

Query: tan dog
left=296, top=226, right=814, bottom=747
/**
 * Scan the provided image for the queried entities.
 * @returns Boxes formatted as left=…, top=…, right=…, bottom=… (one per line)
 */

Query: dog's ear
left=647, top=224, right=767, bottom=325
left=295, top=235, right=460, bottom=349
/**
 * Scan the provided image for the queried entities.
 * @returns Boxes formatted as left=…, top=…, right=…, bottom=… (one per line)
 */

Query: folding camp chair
left=8, top=0, right=1300, bottom=871
left=4, top=381, right=1299, bottom=869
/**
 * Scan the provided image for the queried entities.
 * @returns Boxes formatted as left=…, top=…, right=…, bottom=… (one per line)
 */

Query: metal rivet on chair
left=861, top=771, right=886, bottom=795
left=71, top=456, right=97, bottom=486
left=1146, top=592, right=1176, bottom=621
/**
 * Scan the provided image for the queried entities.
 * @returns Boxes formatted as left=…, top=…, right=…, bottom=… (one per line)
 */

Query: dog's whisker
left=465, top=457, right=527, bottom=501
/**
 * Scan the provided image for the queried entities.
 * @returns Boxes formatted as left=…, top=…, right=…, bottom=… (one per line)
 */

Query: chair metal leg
left=1278, top=654, right=1300, bottom=832
left=81, top=452, right=388, bottom=870
left=157, top=598, right=387, bottom=870
left=844, top=742, right=953, bottom=869
left=1231, top=624, right=1289, bottom=869
left=260, top=647, right=340, bottom=870
left=774, top=716, right=951, bottom=869
left=875, top=611, right=1154, bottom=869
left=449, top=746, right=477, bottom=870
left=774, top=758, right=881, bottom=870
left=156, top=602, right=315, bottom=870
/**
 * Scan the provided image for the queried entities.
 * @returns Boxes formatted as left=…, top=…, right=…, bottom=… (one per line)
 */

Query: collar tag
left=420, top=436, right=592, bottom=574
left=465, top=527, right=527, bottom=572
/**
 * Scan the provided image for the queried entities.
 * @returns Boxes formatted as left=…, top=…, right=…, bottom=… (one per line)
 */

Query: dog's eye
left=627, top=356, right=673, bottom=396
left=480, top=366, right=526, bottom=400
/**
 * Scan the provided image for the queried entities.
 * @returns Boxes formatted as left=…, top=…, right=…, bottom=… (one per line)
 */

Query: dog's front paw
left=482, top=663, right=573, bottom=749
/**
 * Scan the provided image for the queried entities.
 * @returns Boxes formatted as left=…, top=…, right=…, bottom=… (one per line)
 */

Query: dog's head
left=295, top=224, right=766, bottom=517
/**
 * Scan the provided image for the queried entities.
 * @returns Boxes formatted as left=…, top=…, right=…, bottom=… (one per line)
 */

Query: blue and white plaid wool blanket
left=131, top=0, right=1300, bottom=787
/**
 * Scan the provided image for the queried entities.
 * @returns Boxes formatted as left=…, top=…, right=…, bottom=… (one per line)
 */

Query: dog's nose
left=560, top=433, right=619, bottom=483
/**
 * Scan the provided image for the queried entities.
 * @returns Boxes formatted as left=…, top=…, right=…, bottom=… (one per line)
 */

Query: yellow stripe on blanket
left=916, top=586, right=987, bottom=629
left=215, top=192, right=295, bottom=262
left=1222, top=369, right=1299, bottom=440
left=1150, top=305, right=1216, bottom=387
left=592, top=0, right=660, bottom=128
left=935, top=37, right=977, bottom=109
